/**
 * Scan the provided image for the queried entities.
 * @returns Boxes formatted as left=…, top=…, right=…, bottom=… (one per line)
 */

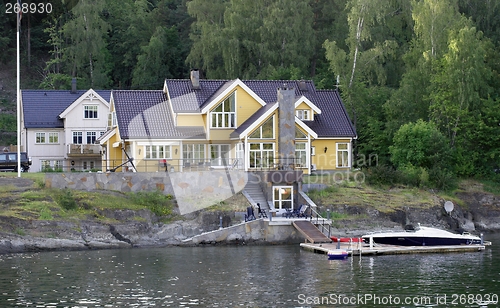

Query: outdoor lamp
left=324, top=147, right=328, bottom=153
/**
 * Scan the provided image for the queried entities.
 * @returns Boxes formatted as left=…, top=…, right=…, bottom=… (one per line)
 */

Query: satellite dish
left=444, top=201, right=454, bottom=214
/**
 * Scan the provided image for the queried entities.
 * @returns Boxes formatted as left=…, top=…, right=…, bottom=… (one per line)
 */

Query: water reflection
left=0, top=235, right=499, bottom=307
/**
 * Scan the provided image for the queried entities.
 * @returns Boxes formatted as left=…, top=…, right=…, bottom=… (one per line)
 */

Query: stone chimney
left=298, top=80, right=307, bottom=91
left=277, top=86, right=296, bottom=169
left=71, top=78, right=77, bottom=94
left=190, top=69, right=200, bottom=90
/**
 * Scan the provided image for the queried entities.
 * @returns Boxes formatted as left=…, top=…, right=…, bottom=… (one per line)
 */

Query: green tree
left=132, top=26, right=182, bottom=89
left=186, top=0, right=227, bottom=79
left=62, top=0, right=111, bottom=88
left=390, top=119, right=452, bottom=171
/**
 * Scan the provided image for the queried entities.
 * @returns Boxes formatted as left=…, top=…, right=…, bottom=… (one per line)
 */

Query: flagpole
left=17, top=6, right=21, bottom=177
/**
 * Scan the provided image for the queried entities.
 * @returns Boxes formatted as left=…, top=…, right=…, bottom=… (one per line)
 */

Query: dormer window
left=211, top=93, right=236, bottom=128
left=296, top=109, right=310, bottom=120
left=84, top=105, right=98, bottom=119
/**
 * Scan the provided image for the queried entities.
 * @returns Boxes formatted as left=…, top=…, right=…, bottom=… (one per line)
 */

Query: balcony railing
left=67, top=144, right=101, bottom=156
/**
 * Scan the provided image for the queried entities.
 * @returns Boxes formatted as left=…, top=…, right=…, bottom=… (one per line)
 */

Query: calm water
left=0, top=234, right=499, bottom=308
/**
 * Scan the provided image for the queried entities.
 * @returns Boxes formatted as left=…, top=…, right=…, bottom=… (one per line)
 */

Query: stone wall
left=189, top=219, right=305, bottom=244
left=45, top=172, right=175, bottom=195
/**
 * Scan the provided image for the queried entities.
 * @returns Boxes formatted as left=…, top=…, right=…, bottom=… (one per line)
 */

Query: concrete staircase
left=243, top=172, right=269, bottom=216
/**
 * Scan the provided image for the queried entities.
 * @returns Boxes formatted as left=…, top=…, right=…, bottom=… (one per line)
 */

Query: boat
left=331, top=236, right=363, bottom=243
left=327, top=249, right=349, bottom=260
left=362, top=224, right=484, bottom=246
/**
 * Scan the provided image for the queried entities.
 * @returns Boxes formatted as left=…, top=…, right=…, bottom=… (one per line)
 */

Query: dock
left=301, top=242, right=487, bottom=257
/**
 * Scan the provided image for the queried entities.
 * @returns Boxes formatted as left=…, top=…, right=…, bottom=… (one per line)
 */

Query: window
left=84, top=105, right=98, bottom=119
left=183, top=144, right=205, bottom=164
left=36, top=132, right=59, bottom=144
left=36, top=132, right=46, bottom=144
left=249, top=143, right=274, bottom=168
left=40, top=160, right=63, bottom=172
left=273, top=186, right=293, bottom=210
left=145, top=145, right=171, bottom=159
left=210, top=144, right=230, bottom=166
left=210, top=93, right=235, bottom=128
left=337, top=143, right=350, bottom=168
left=295, top=128, right=307, bottom=139
left=296, top=110, right=310, bottom=120
left=249, top=116, right=274, bottom=139
left=48, top=132, right=59, bottom=143
left=73, top=132, right=83, bottom=144
left=86, top=132, right=97, bottom=144
left=107, top=111, right=117, bottom=127
left=295, top=142, right=307, bottom=167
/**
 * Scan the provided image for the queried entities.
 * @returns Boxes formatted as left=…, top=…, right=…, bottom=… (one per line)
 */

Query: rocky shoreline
left=1, top=197, right=499, bottom=254
left=0, top=178, right=499, bottom=254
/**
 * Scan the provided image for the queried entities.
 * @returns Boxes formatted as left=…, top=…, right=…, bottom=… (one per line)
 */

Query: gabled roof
left=22, top=90, right=111, bottom=128
left=295, top=95, right=321, bottom=114
left=113, top=90, right=205, bottom=140
left=59, top=89, right=109, bottom=118
left=156, top=79, right=356, bottom=139
left=230, top=102, right=278, bottom=139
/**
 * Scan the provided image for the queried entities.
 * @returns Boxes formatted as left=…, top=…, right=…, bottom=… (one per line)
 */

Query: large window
left=210, top=144, right=230, bottom=166
left=73, top=132, right=83, bottom=144
left=273, top=186, right=293, bottom=210
left=249, top=116, right=274, bottom=139
left=337, top=143, right=350, bottom=168
left=183, top=144, right=205, bottom=164
left=295, top=142, right=307, bottom=167
left=84, top=105, right=98, bottom=119
left=249, top=143, right=274, bottom=168
left=145, top=145, right=171, bottom=159
left=210, top=93, right=235, bottom=128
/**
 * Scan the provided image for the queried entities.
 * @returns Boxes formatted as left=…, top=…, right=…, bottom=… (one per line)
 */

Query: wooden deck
left=293, top=221, right=332, bottom=243
left=301, top=242, right=487, bottom=257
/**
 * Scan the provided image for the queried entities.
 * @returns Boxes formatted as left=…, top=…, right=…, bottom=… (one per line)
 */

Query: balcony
left=67, top=144, right=101, bottom=157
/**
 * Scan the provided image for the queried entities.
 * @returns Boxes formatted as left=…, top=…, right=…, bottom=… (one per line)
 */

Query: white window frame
left=73, top=131, right=83, bottom=144
left=296, top=109, right=310, bottom=120
left=144, top=145, right=172, bottom=160
left=273, top=186, right=293, bottom=210
left=48, top=132, right=59, bottom=144
left=86, top=131, right=97, bottom=144
left=249, top=143, right=274, bottom=168
left=210, top=144, right=231, bottom=167
left=183, top=144, right=206, bottom=164
left=84, top=105, right=98, bottom=119
left=35, top=132, right=46, bottom=144
left=295, top=142, right=307, bottom=167
left=336, top=142, right=351, bottom=168
left=249, top=115, right=274, bottom=139
left=210, top=93, right=236, bottom=128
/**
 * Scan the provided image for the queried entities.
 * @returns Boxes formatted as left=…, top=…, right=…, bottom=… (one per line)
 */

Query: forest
left=1, top=0, right=499, bottom=189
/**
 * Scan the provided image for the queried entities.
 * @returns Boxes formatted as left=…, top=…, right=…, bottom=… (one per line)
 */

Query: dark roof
left=149, top=79, right=356, bottom=138
left=302, top=90, right=357, bottom=137
left=165, top=79, right=227, bottom=113
left=22, top=90, right=111, bottom=128
left=113, top=90, right=205, bottom=140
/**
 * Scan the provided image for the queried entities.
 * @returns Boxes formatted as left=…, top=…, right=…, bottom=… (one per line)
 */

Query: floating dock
left=301, top=242, right=487, bottom=257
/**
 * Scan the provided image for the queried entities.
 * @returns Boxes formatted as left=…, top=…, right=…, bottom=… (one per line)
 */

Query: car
left=0, top=152, right=32, bottom=172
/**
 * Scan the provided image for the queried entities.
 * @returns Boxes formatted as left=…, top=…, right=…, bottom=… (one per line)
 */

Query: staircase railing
left=308, top=206, right=332, bottom=238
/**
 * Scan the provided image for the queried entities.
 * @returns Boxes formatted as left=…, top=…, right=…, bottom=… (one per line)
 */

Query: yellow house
left=99, top=70, right=357, bottom=175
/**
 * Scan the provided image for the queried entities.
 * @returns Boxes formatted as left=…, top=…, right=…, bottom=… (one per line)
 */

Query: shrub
left=429, top=168, right=457, bottom=191
left=56, top=188, right=77, bottom=210
left=129, top=191, right=173, bottom=216
left=364, top=164, right=400, bottom=186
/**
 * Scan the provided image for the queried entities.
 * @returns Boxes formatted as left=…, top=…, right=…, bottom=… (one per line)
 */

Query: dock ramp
left=293, top=221, right=332, bottom=243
